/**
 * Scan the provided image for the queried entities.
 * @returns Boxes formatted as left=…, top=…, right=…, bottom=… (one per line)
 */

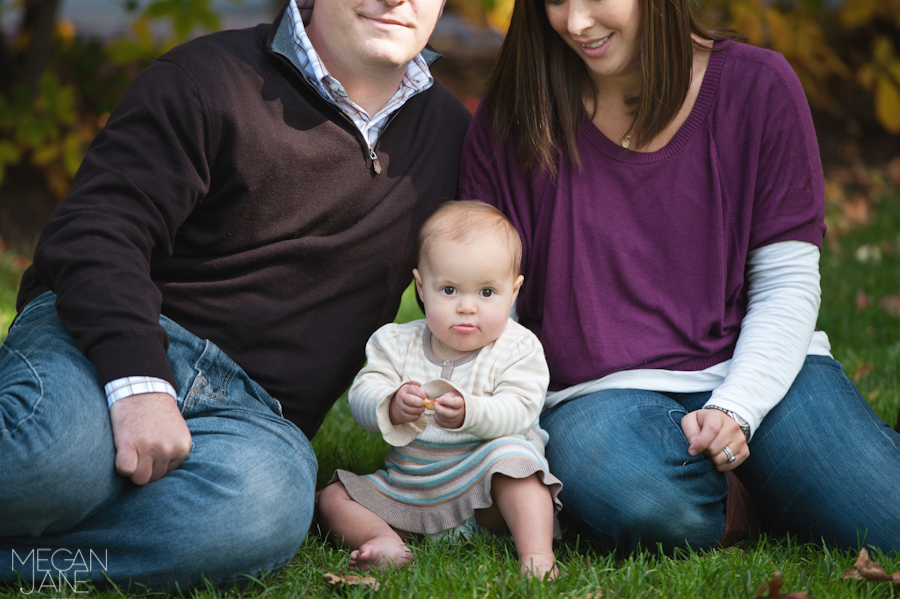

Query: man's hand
left=680, top=408, right=748, bottom=471
left=433, top=391, right=465, bottom=430
left=109, top=392, right=192, bottom=485
left=389, top=382, right=427, bottom=425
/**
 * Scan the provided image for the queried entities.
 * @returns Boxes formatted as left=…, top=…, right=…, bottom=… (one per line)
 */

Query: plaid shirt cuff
left=104, top=376, right=178, bottom=409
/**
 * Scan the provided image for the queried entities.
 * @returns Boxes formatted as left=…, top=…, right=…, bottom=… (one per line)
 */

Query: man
left=0, top=0, right=471, bottom=590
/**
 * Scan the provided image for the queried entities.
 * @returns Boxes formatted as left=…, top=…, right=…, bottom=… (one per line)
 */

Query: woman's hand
left=433, top=391, right=465, bottom=430
left=680, top=408, right=749, bottom=471
left=389, top=382, right=427, bottom=425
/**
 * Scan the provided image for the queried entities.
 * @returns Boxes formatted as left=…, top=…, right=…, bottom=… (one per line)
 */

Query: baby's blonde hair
left=418, top=201, right=522, bottom=276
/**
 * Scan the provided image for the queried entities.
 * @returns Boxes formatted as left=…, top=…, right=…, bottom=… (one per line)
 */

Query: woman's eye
left=479, top=289, right=495, bottom=298
left=440, top=286, right=457, bottom=295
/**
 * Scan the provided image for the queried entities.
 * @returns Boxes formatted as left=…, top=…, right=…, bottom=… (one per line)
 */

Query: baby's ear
left=412, top=269, right=426, bottom=315
left=512, top=274, right=524, bottom=296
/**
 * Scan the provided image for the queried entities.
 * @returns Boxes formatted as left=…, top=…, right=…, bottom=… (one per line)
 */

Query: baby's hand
left=433, top=391, right=465, bottom=430
left=389, top=382, right=427, bottom=425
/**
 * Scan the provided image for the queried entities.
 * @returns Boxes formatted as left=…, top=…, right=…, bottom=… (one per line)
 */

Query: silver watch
left=705, top=405, right=751, bottom=442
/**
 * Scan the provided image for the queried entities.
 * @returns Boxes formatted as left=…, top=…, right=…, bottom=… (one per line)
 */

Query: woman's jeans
left=541, top=355, right=900, bottom=555
left=0, top=292, right=317, bottom=591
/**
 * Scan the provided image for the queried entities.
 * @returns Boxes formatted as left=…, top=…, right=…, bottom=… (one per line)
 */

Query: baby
left=318, top=201, right=561, bottom=579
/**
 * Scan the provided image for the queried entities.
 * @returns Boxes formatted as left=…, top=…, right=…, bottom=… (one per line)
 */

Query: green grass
left=1, top=194, right=899, bottom=598
left=0, top=253, right=25, bottom=338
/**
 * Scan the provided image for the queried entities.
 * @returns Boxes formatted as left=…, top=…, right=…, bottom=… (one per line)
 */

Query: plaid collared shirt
left=287, top=0, right=434, bottom=147
left=104, top=0, right=436, bottom=409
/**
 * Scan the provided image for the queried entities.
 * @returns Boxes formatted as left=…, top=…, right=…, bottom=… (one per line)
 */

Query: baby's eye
left=440, top=286, right=457, bottom=296
left=479, top=288, right=495, bottom=298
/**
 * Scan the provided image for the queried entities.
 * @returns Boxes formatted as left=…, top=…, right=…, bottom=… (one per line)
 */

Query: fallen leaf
left=886, top=157, right=900, bottom=186
left=842, top=548, right=900, bottom=583
left=823, top=179, right=846, bottom=205
left=853, top=362, right=874, bottom=380
left=323, top=572, right=381, bottom=591
left=841, top=193, right=871, bottom=227
left=754, top=571, right=815, bottom=598
left=880, top=295, right=900, bottom=319
left=12, top=256, right=32, bottom=269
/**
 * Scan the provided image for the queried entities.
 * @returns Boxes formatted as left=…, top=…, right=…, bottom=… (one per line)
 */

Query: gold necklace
left=598, top=97, right=631, bottom=149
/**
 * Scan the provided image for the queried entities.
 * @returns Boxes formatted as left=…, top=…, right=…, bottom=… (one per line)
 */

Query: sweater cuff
left=88, top=335, right=177, bottom=391
left=375, top=384, right=427, bottom=446
left=420, top=379, right=473, bottom=432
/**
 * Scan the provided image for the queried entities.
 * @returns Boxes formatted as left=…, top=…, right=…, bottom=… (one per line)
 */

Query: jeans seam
left=0, top=346, right=45, bottom=436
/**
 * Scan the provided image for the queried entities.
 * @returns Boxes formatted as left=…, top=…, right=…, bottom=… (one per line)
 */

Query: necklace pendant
left=621, top=136, right=631, bottom=149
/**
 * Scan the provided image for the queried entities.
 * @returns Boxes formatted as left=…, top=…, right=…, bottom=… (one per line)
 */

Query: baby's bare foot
left=520, top=552, right=558, bottom=580
left=349, top=536, right=413, bottom=571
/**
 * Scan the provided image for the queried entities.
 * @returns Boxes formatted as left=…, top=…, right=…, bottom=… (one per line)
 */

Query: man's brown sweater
left=16, top=8, right=472, bottom=438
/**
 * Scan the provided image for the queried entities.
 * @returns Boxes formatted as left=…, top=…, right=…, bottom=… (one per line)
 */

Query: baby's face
left=414, top=235, right=523, bottom=361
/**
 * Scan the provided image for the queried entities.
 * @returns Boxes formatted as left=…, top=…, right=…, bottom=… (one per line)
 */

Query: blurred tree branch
left=2, top=0, right=62, bottom=96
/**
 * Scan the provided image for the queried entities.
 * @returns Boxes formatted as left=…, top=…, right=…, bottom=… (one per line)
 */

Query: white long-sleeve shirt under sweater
left=544, top=241, right=830, bottom=439
left=349, top=319, right=550, bottom=447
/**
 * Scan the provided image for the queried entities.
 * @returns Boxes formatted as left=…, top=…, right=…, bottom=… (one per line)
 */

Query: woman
left=459, top=0, right=900, bottom=555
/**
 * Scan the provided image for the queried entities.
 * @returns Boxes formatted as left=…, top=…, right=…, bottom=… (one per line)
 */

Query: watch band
left=705, top=405, right=751, bottom=442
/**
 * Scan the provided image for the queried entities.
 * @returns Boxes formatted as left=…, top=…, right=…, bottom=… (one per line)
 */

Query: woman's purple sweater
left=460, top=41, right=826, bottom=390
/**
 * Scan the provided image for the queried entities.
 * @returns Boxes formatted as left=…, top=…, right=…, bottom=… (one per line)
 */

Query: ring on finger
left=722, top=445, right=736, bottom=464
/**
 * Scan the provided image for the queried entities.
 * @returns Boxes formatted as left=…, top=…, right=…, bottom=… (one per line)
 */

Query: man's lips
left=362, top=15, right=409, bottom=28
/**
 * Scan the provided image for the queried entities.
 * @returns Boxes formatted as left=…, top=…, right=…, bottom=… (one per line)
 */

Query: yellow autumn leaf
left=54, top=19, right=76, bottom=43
left=764, top=9, right=789, bottom=55
left=858, top=63, right=876, bottom=89
left=874, top=65, right=900, bottom=134
left=30, top=140, right=60, bottom=166
left=732, top=4, right=764, bottom=46
left=839, top=0, right=878, bottom=29
left=873, top=36, right=895, bottom=64
left=486, top=0, right=514, bottom=34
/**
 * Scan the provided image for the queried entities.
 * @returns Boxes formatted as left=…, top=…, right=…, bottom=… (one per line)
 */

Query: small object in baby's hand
left=422, top=398, right=434, bottom=410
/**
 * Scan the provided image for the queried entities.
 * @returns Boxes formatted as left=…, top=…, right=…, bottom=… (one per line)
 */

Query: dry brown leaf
left=12, top=256, right=32, bottom=269
left=879, top=295, right=900, bottom=319
left=754, top=571, right=815, bottom=598
left=841, top=192, right=871, bottom=227
left=842, top=548, right=900, bottom=583
left=323, top=572, right=381, bottom=591
left=886, top=157, right=900, bottom=186
left=853, top=362, right=875, bottom=380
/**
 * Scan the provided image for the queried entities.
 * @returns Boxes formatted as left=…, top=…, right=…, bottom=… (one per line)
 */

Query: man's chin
left=361, top=43, right=425, bottom=72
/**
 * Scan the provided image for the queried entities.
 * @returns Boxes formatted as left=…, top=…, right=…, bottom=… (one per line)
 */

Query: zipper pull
left=369, top=147, right=381, bottom=175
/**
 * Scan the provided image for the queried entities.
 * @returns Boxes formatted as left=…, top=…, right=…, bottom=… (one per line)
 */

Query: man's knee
left=176, top=464, right=316, bottom=587
left=0, top=346, right=119, bottom=537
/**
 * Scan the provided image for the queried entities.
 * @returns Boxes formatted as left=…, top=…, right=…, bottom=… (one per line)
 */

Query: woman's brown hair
left=483, top=0, right=740, bottom=175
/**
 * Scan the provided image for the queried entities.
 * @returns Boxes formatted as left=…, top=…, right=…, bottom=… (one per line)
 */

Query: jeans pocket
left=181, top=340, right=236, bottom=413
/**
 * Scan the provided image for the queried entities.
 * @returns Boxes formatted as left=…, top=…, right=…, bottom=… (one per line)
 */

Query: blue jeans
left=541, top=355, right=900, bottom=555
left=0, top=292, right=317, bottom=591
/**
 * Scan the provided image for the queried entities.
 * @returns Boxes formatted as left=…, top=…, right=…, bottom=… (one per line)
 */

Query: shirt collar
left=285, top=0, right=434, bottom=111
